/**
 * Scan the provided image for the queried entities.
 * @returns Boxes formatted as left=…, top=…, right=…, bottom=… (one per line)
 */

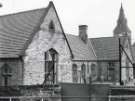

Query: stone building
left=0, top=1, right=134, bottom=101
left=0, top=1, right=96, bottom=87
left=66, top=4, right=134, bottom=85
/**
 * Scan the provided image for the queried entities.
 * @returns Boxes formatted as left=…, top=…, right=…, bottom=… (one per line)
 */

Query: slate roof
left=66, top=34, right=127, bottom=61
left=0, top=7, right=47, bottom=58
left=90, top=37, right=120, bottom=60
left=66, top=34, right=96, bottom=60
left=0, top=2, right=128, bottom=61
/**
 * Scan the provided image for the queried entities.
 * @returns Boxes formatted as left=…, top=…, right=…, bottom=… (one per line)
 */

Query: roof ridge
left=66, top=33, right=78, bottom=36
left=89, top=36, right=115, bottom=39
left=0, top=7, right=46, bottom=18
left=66, top=34, right=116, bottom=39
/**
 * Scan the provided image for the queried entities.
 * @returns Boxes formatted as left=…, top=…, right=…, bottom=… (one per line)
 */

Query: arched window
left=49, top=21, right=55, bottom=33
left=1, top=63, right=12, bottom=76
left=44, top=48, right=58, bottom=84
left=72, top=64, right=78, bottom=83
left=107, top=62, right=115, bottom=81
left=1, top=63, right=12, bottom=86
left=91, top=64, right=97, bottom=81
left=81, top=64, right=86, bottom=83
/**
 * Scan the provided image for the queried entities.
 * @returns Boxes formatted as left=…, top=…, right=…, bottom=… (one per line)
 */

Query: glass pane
left=72, top=64, right=78, bottom=83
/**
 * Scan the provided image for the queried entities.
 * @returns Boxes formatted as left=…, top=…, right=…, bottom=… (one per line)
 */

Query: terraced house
left=0, top=1, right=134, bottom=101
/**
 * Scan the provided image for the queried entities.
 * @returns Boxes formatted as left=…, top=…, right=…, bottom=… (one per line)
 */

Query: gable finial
left=49, top=1, right=54, bottom=5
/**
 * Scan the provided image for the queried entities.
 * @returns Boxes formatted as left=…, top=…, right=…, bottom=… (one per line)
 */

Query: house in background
left=66, top=4, right=134, bottom=86
left=0, top=1, right=134, bottom=101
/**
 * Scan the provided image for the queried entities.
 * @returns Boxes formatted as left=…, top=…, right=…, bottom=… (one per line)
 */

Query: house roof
left=0, top=6, right=48, bottom=58
left=66, top=34, right=128, bottom=61
left=66, top=34, right=96, bottom=60
left=90, top=37, right=120, bottom=60
left=0, top=1, right=129, bottom=61
left=0, top=2, right=74, bottom=59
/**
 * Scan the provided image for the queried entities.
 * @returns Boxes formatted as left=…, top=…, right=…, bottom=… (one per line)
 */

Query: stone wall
left=23, top=6, right=72, bottom=85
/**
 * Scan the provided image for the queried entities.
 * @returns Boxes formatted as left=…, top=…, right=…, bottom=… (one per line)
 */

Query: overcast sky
left=0, top=0, right=135, bottom=43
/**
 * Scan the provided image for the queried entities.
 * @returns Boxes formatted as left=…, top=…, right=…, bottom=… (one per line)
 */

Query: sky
left=0, top=0, right=135, bottom=43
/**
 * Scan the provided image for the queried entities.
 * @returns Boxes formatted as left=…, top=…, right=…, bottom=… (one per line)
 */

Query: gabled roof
left=0, top=7, right=47, bottom=58
left=90, top=37, right=120, bottom=60
left=0, top=1, right=74, bottom=59
left=66, top=34, right=129, bottom=61
left=66, top=34, right=96, bottom=60
left=90, top=36, right=129, bottom=61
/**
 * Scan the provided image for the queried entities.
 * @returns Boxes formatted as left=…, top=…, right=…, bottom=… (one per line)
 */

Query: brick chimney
left=79, top=25, right=88, bottom=43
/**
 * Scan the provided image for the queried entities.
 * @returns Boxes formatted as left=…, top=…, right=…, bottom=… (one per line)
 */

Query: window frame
left=72, top=64, right=78, bottom=83
left=107, top=62, right=115, bottom=81
left=49, top=21, right=55, bottom=33
left=1, top=63, right=12, bottom=76
left=1, top=63, right=12, bottom=86
left=81, top=64, right=86, bottom=83
left=44, top=48, right=58, bottom=84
